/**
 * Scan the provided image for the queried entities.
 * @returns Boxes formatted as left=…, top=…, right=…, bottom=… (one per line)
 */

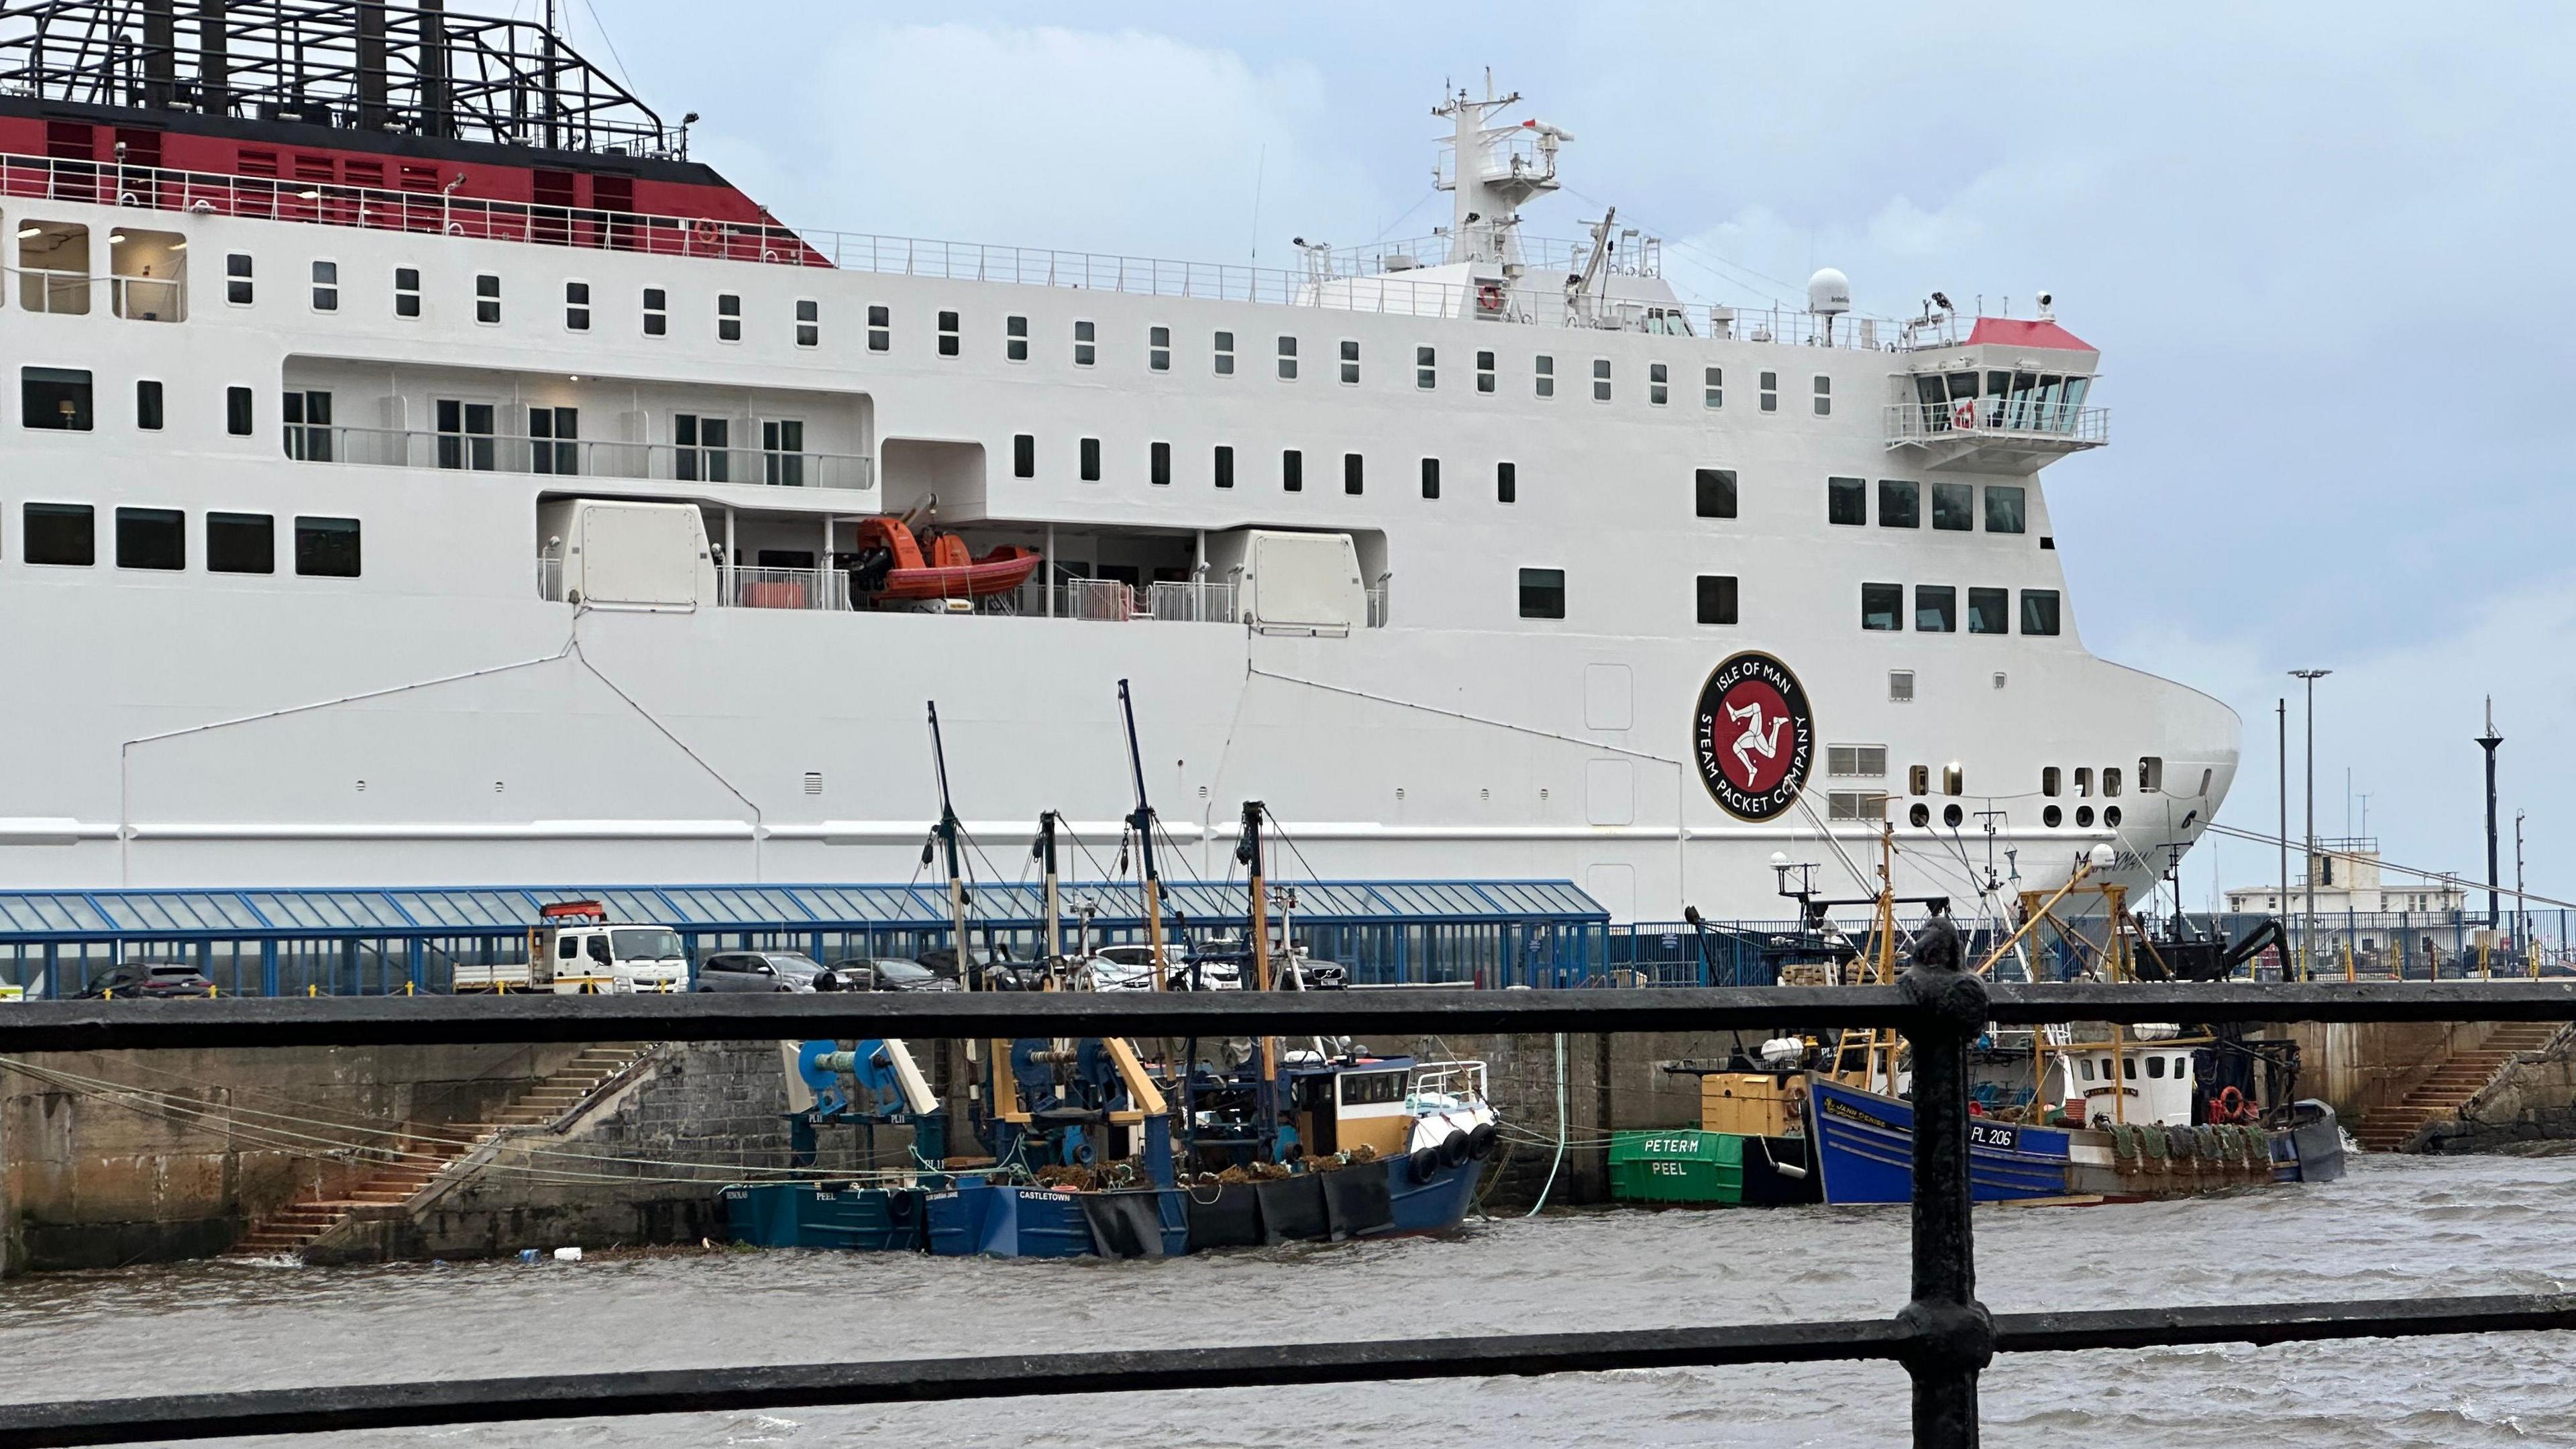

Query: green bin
left=1609, top=1129, right=1745, bottom=1205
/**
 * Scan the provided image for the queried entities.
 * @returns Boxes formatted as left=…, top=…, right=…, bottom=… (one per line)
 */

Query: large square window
left=1914, top=584, right=1956, bottom=633
left=207, top=511, right=275, bottom=574
left=1931, top=482, right=1975, bottom=531
left=1862, top=582, right=1903, bottom=631
left=1878, top=480, right=1920, bottom=528
left=1985, top=484, right=2027, bottom=534
left=294, top=516, right=361, bottom=577
left=23, top=502, right=93, bottom=565
left=2020, top=589, right=2061, bottom=636
left=21, top=366, right=93, bottom=430
left=116, top=506, right=184, bottom=570
left=1696, top=574, right=1738, bottom=625
left=1695, top=468, right=1737, bottom=519
left=1518, top=568, right=1566, bottom=620
left=1967, top=586, right=2009, bottom=635
left=1827, top=476, right=1866, bottom=525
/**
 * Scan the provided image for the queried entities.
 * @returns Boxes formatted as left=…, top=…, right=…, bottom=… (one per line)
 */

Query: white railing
left=290, top=424, right=873, bottom=490
left=8, top=266, right=186, bottom=320
left=536, top=554, right=563, bottom=602
left=1884, top=399, right=2110, bottom=448
left=721, top=566, right=849, bottom=612
left=1366, top=586, right=1389, bottom=629
left=1147, top=579, right=1237, bottom=623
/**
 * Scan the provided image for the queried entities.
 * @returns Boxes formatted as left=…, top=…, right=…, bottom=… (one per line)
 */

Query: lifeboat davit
left=851, top=517, right=1041, bottom=602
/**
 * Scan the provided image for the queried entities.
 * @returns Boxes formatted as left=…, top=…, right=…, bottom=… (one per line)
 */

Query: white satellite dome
left=1807, top=267, right=1851, bottom=315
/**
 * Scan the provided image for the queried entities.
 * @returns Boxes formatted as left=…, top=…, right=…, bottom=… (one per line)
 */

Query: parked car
left=916, top=946, right=1031, bottom=991
left=830, top=957, right=963, bottom=993
left=694, top=951, right=835, bottom=993
left=76, top=963, right=217, bottom=999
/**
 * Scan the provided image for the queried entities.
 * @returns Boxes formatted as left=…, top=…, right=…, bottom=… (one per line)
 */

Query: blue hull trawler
left=723, top=696, right=1499, bottom=1257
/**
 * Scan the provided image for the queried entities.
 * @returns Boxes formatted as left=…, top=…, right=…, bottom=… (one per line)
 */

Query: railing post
left=1899, top=939, right=1994, bottom=1448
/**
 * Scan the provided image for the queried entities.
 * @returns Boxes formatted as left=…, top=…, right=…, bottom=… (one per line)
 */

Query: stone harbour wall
left=2416, top=1026, right=2576, bottom=1154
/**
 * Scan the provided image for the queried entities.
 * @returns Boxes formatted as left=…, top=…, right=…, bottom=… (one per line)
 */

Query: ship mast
left=1116, top=680, right=1172, bottom=991
left=1238, top=800, right=1281, bottom=1142
left=1031, top=810, right=1063, bottom=966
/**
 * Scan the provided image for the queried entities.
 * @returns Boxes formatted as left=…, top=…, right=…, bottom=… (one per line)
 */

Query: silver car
left=694, top=951, right=832, bottom=992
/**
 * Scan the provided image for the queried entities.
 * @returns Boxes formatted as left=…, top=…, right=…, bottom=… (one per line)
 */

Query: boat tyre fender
left=2163, top=1125, right=2196, bottom=1161
left=1466, top=1123, right=1499, bottom=1161
left=1438, top=1128, right=1472, bottom=1169
left=1407, top=1146, right=1441, bottom=1181
left=2105, top=1124, right=2135, bottom=1163
left=2193, top=1124, right=2224, bottom=1165
left=2139, top=1126, right=2167, bottom=1161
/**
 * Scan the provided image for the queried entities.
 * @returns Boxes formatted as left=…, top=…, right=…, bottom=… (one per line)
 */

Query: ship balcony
left=1883, top=398, right=2107, bottom=473
left=291, top=424, right=875, bottom=492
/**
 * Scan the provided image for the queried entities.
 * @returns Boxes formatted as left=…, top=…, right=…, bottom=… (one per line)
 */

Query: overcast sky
left=574, top=1, right=2576, bottom=921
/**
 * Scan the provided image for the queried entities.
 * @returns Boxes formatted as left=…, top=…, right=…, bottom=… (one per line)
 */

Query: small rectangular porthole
left=1889, top=670, right=1915, bottom=702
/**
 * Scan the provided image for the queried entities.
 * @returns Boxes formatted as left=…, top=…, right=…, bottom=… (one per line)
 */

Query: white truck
left=453, top=902, right=690, bottom=994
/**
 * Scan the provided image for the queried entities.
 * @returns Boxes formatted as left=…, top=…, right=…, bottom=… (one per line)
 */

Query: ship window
left=1004, top=315, right=1030, bottom=362
left=643, top=287, right=667, bottom=337
left=1878, top=480, right=1919, bottom=528
left=527, top=406, right=578, bottom=475
left=437, top=398, right=497, bottom=471
left=294, top=516, right=361, bottom=578
left=22, top=502, right=93, bottom=566
left=1892, top=672, right=1917, bottom=704
left=1212, top=330, right=1234, bottom=375
left=115, top=506, right=183, bottom=571
left=867, top=304, right=889, bottom=352
left=1943, top=764, right=1964, bottom=796
left=1150, top=440, right=1172, bottom=486
left=717, top=292, right=742, bottom=343
left=207, top=511, right=274, bottom=574
left=225, top=385, right=254, bottom=437
left=1416, top=345, right=1436, bottom=390
left=1862, top=582, right=1903, bottom=631
left=1476, top=350, right=1495, bottom=393
left=2021, top=588, right=2062, bottom=636
left=473, top=272, right=499, bottom=325
left=674, top=414, right=728, bottom=482
left=1908, top=763, right=1929, bottom=794
left=2078, top=1057, right=2095, bottom=1081
left=937, top=310, right=959, bottom=358
left=1344, top=451, right=1364, bottom=495
left=282, top=389, right=333, bottom=461
left=1282, top=448, right=1302, bottom=492
left=1496, top=460, right=1516, bottom=504
left=1592, top=358, right=1611, bottom=402
left=1705, top=366, right=1723, bottom=409
left=2043, top=767, right=2061, bottom=797
left=1915, top=584, right=1956, bottom=633
left=1695, top=468, right=1737, bottom=519
left=1149, top=325, right=1171, bottom=372
left=135, top=379, right=163, bottom=431
left=1277, top=335, right=1297, bottom=380
left=1986, top=484, right=2026, bottom=533
left=1828, top=476, right=1866, bottom=525
left=1012, top=434, right=1034, bottom=478
left=225, top=252, right=252, bottom=305
left=1420, top=457, right=1440, bottom=498
left=796, top=299, right=819, bottom=348
left=1214, top=445, right=1234, bottom=489
left=310, top=260, right=338, bottom=312
left=1339, top=339, right=1360, bottom=385
left=1073, top=319, right=1095, bottom=367
left=1968, top=586, right=2008, bottom=635
left=21, top=366, right=92, bottom=431
left=2045, top=804, right=2063, bottom=828
left=564, top=279, right=589, bottom=331
left=2074, top=767, right=2092, bottom=798
left=1829, top=792, right=1888, bottom=822
left=761, top=419, right=804, bottom=485
left=1932, top=482, right=1974, bottom=531
left=1813, top=374, right=1831, bottom=416
left=1759, top=371, right=1777, bottom=412
left=1079, top=437, right=1101, bottom=482
left=1696, top=574, right=1738, bottom=625
left=2122, top=1057, right=2138, bottom=1081
left=2140, top=757, right=2163, bottom=792
left=1828, top=746, right=1888, bottom=777
left=1534, top=354, right=1554, bottom=398
left=394, top=266, right=421, bottom=318
left=1517, top=567, right=1565, bottom=621
left=2102, top=767, right=2123, bottom=798
left=1650, top=362, right=1669, bottom=406
left=2147, top=1055, right=2166, bottom=1079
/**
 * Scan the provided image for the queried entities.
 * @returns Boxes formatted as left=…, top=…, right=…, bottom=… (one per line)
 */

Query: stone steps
left=2355, top=1024, right=2563, bottom=1150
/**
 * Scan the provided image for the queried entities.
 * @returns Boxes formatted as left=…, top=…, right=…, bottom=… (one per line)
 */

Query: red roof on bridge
left=1966, top=317, right=2096, bottom=352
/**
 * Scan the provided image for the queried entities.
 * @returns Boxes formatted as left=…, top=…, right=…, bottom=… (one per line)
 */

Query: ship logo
left=1693, top=651, right=1814, bottom=820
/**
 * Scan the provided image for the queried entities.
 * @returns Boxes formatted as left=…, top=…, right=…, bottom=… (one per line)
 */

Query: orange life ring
left=2213, top=1085, right=2248, bottom=1123
left=1476, top=282, right=1504, bottom=311
left=1951, top=400, right=1977, bottom=429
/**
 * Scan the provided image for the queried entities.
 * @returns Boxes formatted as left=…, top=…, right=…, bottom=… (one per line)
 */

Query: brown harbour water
left=1, top=1151, right=2570, bottom=1447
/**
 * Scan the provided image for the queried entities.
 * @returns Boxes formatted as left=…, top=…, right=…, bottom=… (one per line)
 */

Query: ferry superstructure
left=0, top=1, right=2238, bottom=924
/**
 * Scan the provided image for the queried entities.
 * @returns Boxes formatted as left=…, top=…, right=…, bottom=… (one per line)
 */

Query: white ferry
left=0, top=1, right=2236, bottom=923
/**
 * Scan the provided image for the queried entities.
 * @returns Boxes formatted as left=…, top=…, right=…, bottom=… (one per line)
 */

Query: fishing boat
left=1804, top=839, right=2345, bottom=1205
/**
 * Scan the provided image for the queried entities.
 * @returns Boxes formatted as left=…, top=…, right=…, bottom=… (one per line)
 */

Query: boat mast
left=1116, top=680, right=1172, bottom=991
left=1032, top=810, right=1063, bottom=965
left=1238, top=800, right=1281, bottom=1136
left=926, top=702, right=973, bottom=979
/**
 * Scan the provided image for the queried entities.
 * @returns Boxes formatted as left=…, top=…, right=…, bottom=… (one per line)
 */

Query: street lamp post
left=2290, top=669, right=2332, bottom=981
left=2478, top=698, right=2504, bottom=940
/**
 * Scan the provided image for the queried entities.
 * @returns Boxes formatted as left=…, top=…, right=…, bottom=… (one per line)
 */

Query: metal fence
left=1, top=981, right=2572, bottom=1446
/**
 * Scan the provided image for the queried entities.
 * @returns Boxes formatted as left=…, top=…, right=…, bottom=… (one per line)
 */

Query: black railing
left=2, top=978, right=2573, bottom=1448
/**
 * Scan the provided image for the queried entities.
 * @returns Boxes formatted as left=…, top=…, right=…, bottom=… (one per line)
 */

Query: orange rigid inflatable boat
left=851, top=517, right=1042, bottom=602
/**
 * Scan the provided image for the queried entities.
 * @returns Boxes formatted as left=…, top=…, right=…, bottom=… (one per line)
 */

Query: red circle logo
left=1693, top=653, right=1815, bottom=820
